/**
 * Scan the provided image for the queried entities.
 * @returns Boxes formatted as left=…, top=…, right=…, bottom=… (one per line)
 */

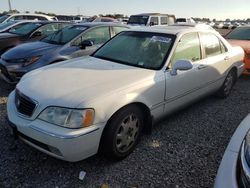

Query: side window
left=81, top=27, right=110, bottom=45
left=13, top=16, right=24, bottom=20
left=160, top=17, right=168, bottom=25
left=150, top=17, right=159, bottom=25
left=38, top=16, right=47, bottom=21
left=200, top=33, right=227, bottom=58
left=112, top=26, right=128, bottom=35
left=220, top=41, right=227, bottom=53
left=36, top=23, right=59, bottom=36
left=171, top=33, right=201, bottom=67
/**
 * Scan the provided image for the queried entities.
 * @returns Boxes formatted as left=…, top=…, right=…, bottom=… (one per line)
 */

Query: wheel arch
left=105, top=102, right=153, bottom=135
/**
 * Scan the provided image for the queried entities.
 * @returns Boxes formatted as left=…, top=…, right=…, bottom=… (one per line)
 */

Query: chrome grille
left=15, top=90, right=36, bottom=117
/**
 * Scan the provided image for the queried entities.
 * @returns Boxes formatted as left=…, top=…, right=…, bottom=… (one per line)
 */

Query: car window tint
left=9, top=22, right=42, bottom=35
left=113, top=26, right=128, bottom=35
left=200, top=33, right=225, bottom=58
left=171, top=32, right=201, bottom=67
left=43, top=25, right=87, bottom=45
left=226, top=27, right=250, bottom=40
left=38, top=16, right=47, bottom=21
left=150, top=17, right=158, bottom=25
left=81, top=27, right=110, bottom=45
left=94, top=31, right=175, bottom=70
left=13, top=15, right=24, bottom=20
left=160, top=17, right=168, bottom=25
left=37, top=23, right=59, bottom=36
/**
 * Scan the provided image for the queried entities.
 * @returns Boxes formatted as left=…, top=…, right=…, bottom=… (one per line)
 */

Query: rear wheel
left=216, top=69, right=236, bottom=98
left=100, top=105, right=143, bottom=160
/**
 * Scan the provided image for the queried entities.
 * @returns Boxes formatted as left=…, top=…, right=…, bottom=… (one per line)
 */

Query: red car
left=225, top=26, right=250, bottom=72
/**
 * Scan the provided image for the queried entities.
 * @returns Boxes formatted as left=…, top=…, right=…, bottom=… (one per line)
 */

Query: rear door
left=199, top=32, right=230, bottom=83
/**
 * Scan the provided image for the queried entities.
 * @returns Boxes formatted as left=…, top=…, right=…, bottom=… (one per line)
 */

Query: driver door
left=164, top=32, right=211, bottom=114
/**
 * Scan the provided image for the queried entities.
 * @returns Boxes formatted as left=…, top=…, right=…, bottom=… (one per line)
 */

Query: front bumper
left=214, top=114, right=250, bottom=188
left=7, top=91, right=106, bottom=162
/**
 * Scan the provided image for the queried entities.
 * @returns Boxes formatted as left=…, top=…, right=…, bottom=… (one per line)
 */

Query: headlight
left=38, top=107, right=94, bottom=129
left=23, top=56, right=40, bottom=67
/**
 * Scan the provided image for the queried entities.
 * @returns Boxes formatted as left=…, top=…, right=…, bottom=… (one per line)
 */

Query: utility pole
left=8, top=0, right=12, bottom=11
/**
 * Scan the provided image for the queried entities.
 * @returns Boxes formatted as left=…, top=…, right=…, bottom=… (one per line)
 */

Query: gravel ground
left=1, top=75, right=250, bottom=188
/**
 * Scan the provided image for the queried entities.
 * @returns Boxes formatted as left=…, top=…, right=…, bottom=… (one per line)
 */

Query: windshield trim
left=92, top=31, right=176, bottom=71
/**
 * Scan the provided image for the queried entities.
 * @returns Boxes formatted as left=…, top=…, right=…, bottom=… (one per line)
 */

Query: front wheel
left=216, top=69, right=236, bottom=98
left=100, top=105, right=143, bottom=160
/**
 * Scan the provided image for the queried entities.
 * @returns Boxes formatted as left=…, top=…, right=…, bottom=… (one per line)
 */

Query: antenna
left=8, top=0, right=12, bottom=11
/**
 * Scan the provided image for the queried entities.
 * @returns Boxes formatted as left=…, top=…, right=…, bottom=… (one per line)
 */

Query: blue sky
left=0, top=0, right=249, bottom=20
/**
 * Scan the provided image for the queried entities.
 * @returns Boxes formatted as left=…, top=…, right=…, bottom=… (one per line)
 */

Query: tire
left=216, top=69, right=236, bottom=98
left=100, top=105, right=144, bottom=160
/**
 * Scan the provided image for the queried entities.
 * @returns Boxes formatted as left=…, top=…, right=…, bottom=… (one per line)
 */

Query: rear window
left=226, top=27, right=250, bottom=40
left=128, top=16, right=149, bottom=25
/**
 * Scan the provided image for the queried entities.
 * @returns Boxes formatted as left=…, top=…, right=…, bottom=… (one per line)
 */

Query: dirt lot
left=0, top=73, right=250, bottom=188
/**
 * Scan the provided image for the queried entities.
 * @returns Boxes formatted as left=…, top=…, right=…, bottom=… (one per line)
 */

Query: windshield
left=0, top=21, right=16, bottom=30
left=0, top=15, right=10, bottom=23
left=9, top=22, right=42, bottom=35
left=128, top=16, right=149, bottom=25
left=226, top=27, right=250, bottom=40
left=93, top=31, right=175, bottom=70
left=42, top=25, right=87, bottom=45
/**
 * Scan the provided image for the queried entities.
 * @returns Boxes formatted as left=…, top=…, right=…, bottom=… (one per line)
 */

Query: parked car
left=225, top=26, right=250, bottom=72
left=0, top=23, right=129, bottom=83
left=214, top=22, right=224, bottom=29
left=6, top=26, right=244, bottom=162
left=56, top=15, right=74, bottom=22
left=92, top=17, right=118, bottom=23
left=214, top=114, right=250, bottom=188
left=0, top=13, right=57, bottom=23
left=72, top=16, right=90, bottom=23
left=128, top=13, right=175, bottom=26
left=176, top=18, right=196, bottom=24
left=0, top=20, right=36, bottom=33
left=0, top=21, right=71, bottom=55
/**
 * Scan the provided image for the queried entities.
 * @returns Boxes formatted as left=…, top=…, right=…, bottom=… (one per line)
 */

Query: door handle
left=224, top=56, right=230, bottom=61
left=198, top=65, right=207, bottom=70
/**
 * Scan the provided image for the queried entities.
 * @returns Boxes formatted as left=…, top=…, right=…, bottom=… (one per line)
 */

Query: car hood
left=2, top=41, right=61, bottom=60
left=227, top=39, right=250, bottom=53
left=0, top=32, right=19, bottom=39
left=17, top=56, right=156, bottom=108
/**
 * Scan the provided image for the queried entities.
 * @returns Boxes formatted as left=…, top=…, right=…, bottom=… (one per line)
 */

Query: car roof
left=21, top=21, right=71, bottom=25
left=131, top=13, right=172, bottom=16
left=74, top=22, right=129, bottom=28
left=128, top=25, right=217, bottom=35
left=7, top=13, right=55, bottom=18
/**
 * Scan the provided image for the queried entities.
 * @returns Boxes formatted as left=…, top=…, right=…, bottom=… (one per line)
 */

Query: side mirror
left=170, top=60, right=193, bottom=76
left=31, top=31, right=42, bottom=38
left=80, top=40, right=94, bottom=49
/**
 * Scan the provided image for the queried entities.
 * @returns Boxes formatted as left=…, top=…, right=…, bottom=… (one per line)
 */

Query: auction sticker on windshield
left=151, top=36, right=172, bottom=43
